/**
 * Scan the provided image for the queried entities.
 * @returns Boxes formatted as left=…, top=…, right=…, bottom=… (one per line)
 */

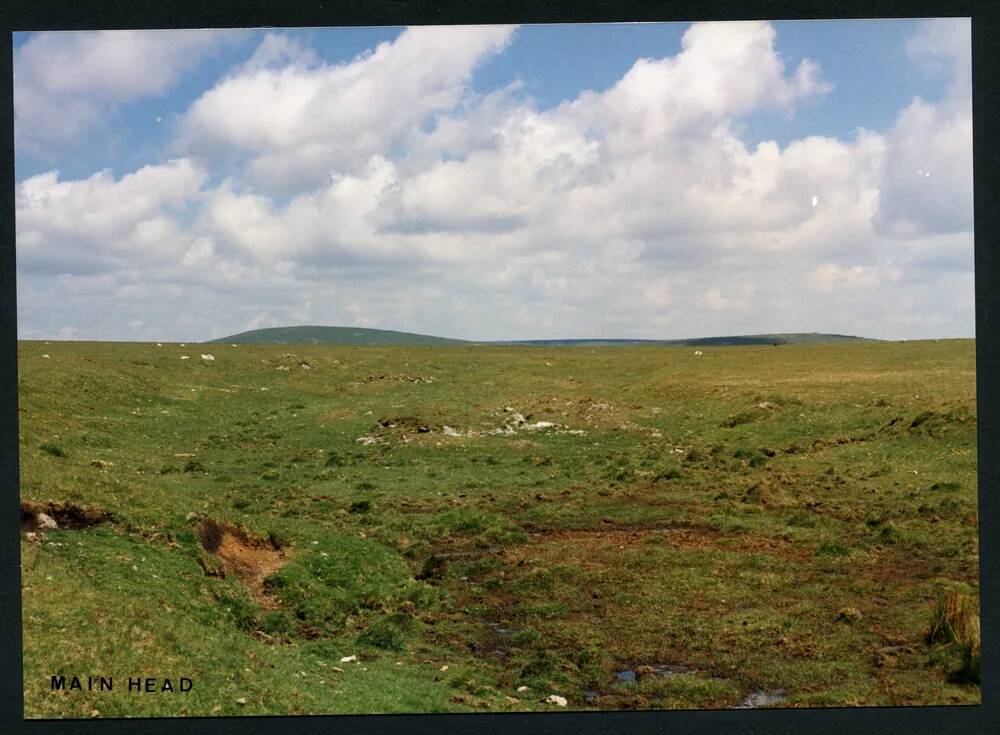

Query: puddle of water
left=484, top=621, right=524, bottom=658
left=734, top=689, right=788, bottom=709
left=615, top=670, right=636, bottom=685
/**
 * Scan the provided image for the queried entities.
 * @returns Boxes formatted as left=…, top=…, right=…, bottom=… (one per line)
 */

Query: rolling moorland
left=17, top=337, right=979, bottom=717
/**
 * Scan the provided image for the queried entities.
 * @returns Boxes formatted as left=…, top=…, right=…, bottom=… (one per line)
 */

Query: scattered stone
left=544, top=694, right=567, bottom=707
left=735, top=689, right=787, bottom=709
left=24, top=531, right=37, bottom=541
left=440, top=665, right=449, bottom=672
left=276, top=365, right=290, bottom=371
left=523, top=421, right=556, bottom=431
left=235, top=697, right=247, bottom=705
left=300, top=363, right=311, bottom=370
left=36, top=513, right=58, bottom=530
left=180, top=356, right=190, bottom=360
left=42, top=354, right=50, bottom=359
left=200, top=354, right=215, bottom=362
left=330, top=666, right=345, bottom=673
left=156, top=343, right=162, bottom=347
left=339, top=655, right=358, bottom=663
left=442, top=426, right=463, bottom=437
left=516, top=686, right=530, bottom=693
left=694, top=350, right=703, bottom=355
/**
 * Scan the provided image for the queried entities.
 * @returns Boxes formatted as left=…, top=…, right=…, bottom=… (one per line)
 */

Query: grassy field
left=17, top=339, right=979, bottom=717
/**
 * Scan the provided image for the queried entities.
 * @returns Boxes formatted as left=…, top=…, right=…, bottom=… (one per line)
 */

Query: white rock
left=180, top=343, right=186, bottom=347
left=37, top=512, right=58, bottom=530
left=156, top=343, right=162, bottom=347
left=201, top=354, right=215, bottom=361
left=180, top=355, right=190, bottom=360
left=42, top=354, right=50, bottom=359
left=516, top=685, right=530, bottom=693
left=544, top=694, right=567, bottom=707
left=276, top=365, right=290, bottom=371
left=300, top=363, right=311, bottom=370
left=694, top=350, right=703, bottom=355
left=523, top=421, right=556, bottom=430
left=24, top=531, right=37, bottom=541
left=442, top=426, right=463, bottom=437
left=339, top=655, right=358, bottom=663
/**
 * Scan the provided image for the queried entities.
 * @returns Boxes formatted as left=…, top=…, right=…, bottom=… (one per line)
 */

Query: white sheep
left=694, top=350, right=703, bottom=355
left=201, top=354, right=215, bottom=362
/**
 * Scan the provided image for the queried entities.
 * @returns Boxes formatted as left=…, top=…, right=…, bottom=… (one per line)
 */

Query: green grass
left=18, top=339, right=979, bottom=716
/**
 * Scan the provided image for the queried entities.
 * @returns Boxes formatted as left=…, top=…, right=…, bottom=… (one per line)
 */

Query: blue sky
left=13, top=20, right=974, bottom=341
left=14, top=20, right=937, bottom=181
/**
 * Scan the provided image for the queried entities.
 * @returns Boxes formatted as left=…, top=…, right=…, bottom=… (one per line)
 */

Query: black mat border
left=1, top=1, right=995, bottom=734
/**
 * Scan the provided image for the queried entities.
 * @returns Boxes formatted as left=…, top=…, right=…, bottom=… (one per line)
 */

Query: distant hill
left=207, top=326, right=467, bottom=346
left=208, top=326, right=876, bottom=347
left=492, top=333, right=878, bottom=347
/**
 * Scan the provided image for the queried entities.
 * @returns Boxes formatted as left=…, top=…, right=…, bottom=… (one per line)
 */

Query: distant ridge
left=207, top=326, right=467, bottom=346
left=208, top=326, right=877, bottom=347
left=493, top=333, right=879, bottom=347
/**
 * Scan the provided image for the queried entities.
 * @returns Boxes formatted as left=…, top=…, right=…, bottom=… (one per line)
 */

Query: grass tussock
left=927, top=589, right=980, bottom=683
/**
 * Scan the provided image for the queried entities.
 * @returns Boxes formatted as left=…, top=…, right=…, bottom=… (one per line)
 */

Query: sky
left=12, top=19, right=974, bottom=342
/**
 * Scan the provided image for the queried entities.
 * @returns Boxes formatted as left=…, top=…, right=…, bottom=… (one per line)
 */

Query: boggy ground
left=17, top=339, right=979, bottom=717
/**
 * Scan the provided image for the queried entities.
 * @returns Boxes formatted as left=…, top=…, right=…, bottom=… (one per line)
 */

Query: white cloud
left=13, top=21, right=976, bottom=342
left=16, top=159, right=206, bottom=273
left=874, top=18, right=972, bottom=238
left=14, top=30, right=228, bottom=150
left=180, top=25, right=516, bottom=194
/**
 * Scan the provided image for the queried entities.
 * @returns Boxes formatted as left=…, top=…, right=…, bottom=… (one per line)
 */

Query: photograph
left=13, top=16, right=979, bottom=719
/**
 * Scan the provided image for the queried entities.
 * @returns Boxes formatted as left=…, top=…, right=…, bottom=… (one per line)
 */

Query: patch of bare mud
left=20, top=500, right=113, bottom=535
left=197, top=518, right=288, bottom=607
